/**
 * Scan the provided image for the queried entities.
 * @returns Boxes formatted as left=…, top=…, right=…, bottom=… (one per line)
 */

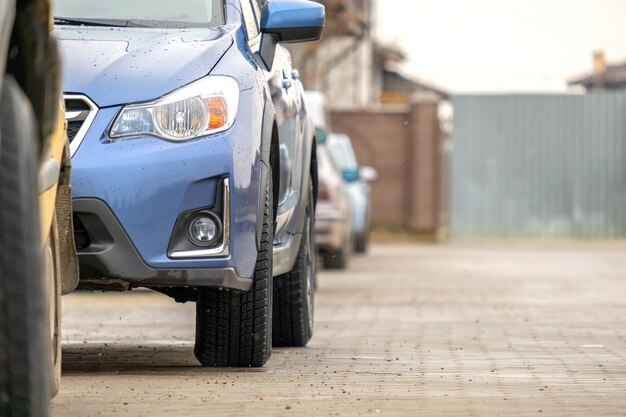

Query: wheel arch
left=310, top=137, right=318, bottom=210
left=269, top=121, right=280, bottom=221
left=291, top=118, right=317, bottom=234
left=258, top=98, right=280, bottom=248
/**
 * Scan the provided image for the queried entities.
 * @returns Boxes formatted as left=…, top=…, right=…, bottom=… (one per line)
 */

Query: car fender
left=258, top=95, right=278, bottom=249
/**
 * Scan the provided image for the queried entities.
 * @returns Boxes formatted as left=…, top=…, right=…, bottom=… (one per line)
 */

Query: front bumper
left=69, top=89, right=264, bottom=287
left=73, top=198, right=252, bottom=290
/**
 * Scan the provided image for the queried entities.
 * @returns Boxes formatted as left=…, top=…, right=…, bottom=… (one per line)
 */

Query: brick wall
left=330, top=101, right=446, bottom=237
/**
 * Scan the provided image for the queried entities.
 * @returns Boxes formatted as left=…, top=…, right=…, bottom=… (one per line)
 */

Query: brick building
left=329, top=99, right=448, bottom=238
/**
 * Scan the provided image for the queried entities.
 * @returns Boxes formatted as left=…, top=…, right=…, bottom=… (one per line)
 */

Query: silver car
left=315, top=143, right=352, bottom=269
left=326, top=133, right=377, bottom=253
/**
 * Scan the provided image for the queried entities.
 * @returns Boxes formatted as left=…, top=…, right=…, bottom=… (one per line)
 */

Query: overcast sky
left=375, top=0, right=626, bottom=93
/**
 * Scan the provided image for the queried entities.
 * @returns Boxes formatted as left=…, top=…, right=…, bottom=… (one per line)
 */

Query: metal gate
left=451, top=92, right=626, bottom=238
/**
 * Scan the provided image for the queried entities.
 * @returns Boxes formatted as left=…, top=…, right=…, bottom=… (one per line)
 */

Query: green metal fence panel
left=451, top=92, right=626, bottom=238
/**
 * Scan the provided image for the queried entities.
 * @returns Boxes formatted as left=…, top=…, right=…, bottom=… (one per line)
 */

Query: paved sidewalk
left=53, top=243, right=626, bottom=416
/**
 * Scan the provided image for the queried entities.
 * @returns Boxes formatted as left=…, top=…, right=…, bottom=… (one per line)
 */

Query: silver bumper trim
left=168, top=179, right=231, bottom=259
left=65, top=94, right=98, bottom=157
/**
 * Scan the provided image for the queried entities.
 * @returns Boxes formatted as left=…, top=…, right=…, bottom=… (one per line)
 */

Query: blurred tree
left=317, top=0, right=370, bottom=38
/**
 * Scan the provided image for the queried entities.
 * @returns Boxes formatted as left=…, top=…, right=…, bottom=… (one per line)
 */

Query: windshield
left=327, top=135, right=358, bottom=171
left=52, top=0, right=224, bottom=28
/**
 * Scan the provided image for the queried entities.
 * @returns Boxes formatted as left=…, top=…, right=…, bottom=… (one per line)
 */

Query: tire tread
left=272, top=179, right=315, bottom=347
left=194, top=173, right=273, bottom=367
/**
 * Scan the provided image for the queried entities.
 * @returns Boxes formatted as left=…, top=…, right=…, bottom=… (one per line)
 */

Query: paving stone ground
left=52, top=242, right=626, bottom=416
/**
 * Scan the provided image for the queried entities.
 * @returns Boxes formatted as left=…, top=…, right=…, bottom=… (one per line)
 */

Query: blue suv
left=54, top=0, right=324, bottom=367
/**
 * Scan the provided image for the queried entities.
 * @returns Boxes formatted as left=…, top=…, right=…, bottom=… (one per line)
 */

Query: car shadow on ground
left=61, top=343, right=270, bottom=374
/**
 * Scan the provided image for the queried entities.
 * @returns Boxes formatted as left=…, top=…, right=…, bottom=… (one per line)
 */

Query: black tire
left=0, top=76, right=51, bottom=417
left=194, top=171, right=274, bottom=367
left=272, top=178, right=316, bottom=347
left=354, top=232, right=368, bottom=254
left=323, top=234, right=350, bottom=270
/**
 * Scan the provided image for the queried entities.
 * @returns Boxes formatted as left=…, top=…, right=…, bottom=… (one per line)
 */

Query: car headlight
left=109, top=76, right=239, bottom=141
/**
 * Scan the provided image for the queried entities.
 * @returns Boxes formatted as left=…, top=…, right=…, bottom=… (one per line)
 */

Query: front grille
left=67, top=121, right=83, bottom=142
left=64, top=96, right=96, bottom=146
left=64, top=98, right=91, bottom=143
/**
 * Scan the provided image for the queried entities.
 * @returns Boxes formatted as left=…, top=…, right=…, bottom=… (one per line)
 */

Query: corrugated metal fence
left=451, top=93, right=626, bottom=238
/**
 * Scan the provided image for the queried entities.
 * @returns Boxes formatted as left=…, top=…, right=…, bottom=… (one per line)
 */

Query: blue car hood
left=55, top=26, right=234, bottom=107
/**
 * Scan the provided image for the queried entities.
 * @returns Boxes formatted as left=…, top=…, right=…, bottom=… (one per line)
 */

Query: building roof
left=373, top=43, right=405, bottom=64
left=569, top=61, right=626, bottom=90
left=383, top=69, right=448, bottom=98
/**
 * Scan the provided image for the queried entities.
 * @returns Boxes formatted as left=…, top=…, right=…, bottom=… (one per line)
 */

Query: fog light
left=187, top=212, right=221, bottom=246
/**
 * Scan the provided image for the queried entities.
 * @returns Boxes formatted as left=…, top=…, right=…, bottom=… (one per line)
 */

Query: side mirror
left=342, top=169, right=359, bottom=183
left=260, top=0, right=325, bottom=67
left=359, top=166, right=378, bottom=183
left=315, top=126, right=327, bottom=144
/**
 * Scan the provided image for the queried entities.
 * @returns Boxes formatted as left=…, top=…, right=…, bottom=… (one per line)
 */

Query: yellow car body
left=39, top=102, right=66, bottom=246
left=0, top=2, right=78, bottom=412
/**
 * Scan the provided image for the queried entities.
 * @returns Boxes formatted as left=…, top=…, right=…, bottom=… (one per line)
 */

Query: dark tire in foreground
left=272, top=179, right=316, bottom=347
left=0, top=76, right=50, bottom=417
left=194, top=172, right=274, bottom=367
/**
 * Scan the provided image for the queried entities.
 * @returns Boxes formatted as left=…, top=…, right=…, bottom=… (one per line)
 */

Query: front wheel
left=194, top=172, right=274, bottom=367
left=272, top=177, right=316, bottom=347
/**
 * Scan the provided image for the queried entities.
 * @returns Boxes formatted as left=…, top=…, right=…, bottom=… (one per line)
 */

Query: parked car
left=53, top=0, right=324, bottom=367
left=303, top=90, right=329, bottom=141
left=0, top=0, right=78, bottom=415
left=302, top=91, right=352, bottom=268
left=315, top=143, right=352, bottom=269
left=326, top=133, right=377, bottom=253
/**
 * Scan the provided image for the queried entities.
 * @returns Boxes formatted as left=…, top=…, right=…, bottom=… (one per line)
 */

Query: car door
left=243, top=0, right=301, bottom=236
left=271, top=44, right=300, bottom=211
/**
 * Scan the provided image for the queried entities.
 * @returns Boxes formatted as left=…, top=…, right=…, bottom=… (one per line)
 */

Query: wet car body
left=57, top=0, right=317, bottom=288
left=55, top=0, right=325, bottom=367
